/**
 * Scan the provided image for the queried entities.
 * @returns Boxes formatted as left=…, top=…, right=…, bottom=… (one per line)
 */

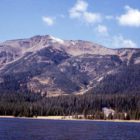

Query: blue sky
left=0, top=0, right=140, bottom=48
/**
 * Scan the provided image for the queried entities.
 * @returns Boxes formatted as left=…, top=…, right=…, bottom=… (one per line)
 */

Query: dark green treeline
left=0, top=92, right=140, bottom=120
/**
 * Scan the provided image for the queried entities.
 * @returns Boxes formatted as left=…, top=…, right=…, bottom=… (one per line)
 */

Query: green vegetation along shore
left=0, top=92, right=140, bottom=120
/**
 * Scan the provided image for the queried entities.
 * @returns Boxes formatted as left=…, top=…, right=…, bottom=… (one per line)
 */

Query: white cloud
left=112, top=35, right=137, bottom=48
left=117, top=6, right=140, bottom=27
left=42, top=16, right=54, bottom=26
left=96, top=24, right=108, bottom=36
left=97, top=33, right=138, bottom=49
left=69, top=0, right=88, bottom=18
left=83, top=12, right=101, bottom=24
left=69, top=0, right=102, bottom=24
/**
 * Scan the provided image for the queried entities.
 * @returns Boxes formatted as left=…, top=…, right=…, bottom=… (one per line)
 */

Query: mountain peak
left=30, top=35, right=64, bottom=44
left=0, top=35, right=140, bottom=96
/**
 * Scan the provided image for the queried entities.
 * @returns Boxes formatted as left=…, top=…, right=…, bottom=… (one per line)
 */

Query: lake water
left=0, top=118, right=140, bottom=140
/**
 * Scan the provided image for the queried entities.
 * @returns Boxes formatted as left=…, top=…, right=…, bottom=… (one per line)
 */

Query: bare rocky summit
left=0, top=35, right=140, bottom=96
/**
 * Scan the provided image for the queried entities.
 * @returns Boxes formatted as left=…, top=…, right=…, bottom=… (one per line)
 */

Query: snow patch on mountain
left=49, top=36, right=64, bottom=44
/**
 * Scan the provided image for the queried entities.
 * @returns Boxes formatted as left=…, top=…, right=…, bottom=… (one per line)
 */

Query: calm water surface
left=0, top=118, right=140, bottom=140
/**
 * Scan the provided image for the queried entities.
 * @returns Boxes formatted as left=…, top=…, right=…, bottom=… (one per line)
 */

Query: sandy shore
left=0, top=115, right=140, bottom=123
left=36, top=116, right=140, bottom=123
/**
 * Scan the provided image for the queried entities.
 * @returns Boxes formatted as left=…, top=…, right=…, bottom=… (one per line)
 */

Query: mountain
left=0, top=35, right=140, bottom=96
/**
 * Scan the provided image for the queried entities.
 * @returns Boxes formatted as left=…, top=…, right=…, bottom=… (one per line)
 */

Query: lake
left=0, top=118, right=139, bottom=140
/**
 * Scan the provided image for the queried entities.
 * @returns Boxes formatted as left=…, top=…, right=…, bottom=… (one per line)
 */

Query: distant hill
left=0, top=35, right=140, bottom=96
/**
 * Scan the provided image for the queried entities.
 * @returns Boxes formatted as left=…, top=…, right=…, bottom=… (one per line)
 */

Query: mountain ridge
left=0, top=35, right=140, bottom=96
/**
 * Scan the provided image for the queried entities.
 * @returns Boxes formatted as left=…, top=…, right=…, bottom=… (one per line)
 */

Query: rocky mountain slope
left=0, top=35, right=140, bottom=96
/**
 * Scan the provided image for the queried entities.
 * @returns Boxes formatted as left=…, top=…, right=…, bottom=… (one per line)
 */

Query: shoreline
left=0, top=115, right=140, bottom=123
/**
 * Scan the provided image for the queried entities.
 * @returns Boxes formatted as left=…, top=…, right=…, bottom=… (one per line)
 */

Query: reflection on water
left=0, top=118, right=139, bottom=140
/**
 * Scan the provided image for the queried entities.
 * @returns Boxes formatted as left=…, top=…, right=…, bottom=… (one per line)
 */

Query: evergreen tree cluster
left=0, top=92, right=139, bottom=120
